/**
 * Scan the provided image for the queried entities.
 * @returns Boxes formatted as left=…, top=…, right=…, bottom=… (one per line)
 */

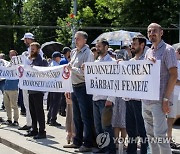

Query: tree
left=56, top=0, right=103, bottom=47
left=0, top=0, right=25, bottom=56
left=22, top=0, right=71, bottom=45
left=94, top=0, right=180, bottom=44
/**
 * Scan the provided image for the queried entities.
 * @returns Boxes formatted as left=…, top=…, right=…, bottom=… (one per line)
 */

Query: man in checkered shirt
left=142, top=23, right=178, bottom=154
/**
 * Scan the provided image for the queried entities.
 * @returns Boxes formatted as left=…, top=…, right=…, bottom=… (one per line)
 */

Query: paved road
left=0, top=92, right=180, bottom=154
left=0, top=143, right=21, bottom=154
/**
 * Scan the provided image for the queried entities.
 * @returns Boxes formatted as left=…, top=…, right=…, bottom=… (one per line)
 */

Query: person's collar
left=52, top=60, right=60, bottom=64
left=98, top=53, right=111, bottom=61
left=151, top=40, right=164, bottom=50
left=77, top=44, right=89, bottom=53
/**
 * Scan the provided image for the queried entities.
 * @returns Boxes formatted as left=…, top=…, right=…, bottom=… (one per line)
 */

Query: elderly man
left=142, top=23, right=177, bottom=154
left=63, top=31, right=94, bottom=152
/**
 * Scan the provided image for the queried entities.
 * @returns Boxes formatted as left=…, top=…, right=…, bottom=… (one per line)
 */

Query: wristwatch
left=163, top=98, right=169, bottom=102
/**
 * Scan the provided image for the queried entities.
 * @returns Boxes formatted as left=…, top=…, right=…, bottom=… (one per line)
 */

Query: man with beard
left=125, top=35, right=148, bottom=154
left=142, top=23, right=177, bottom=154
left=21, top=32, right=44, bottom=57
left=92, top=38, right=116, bottom=153
left=24, top=42, right=48, bottom=139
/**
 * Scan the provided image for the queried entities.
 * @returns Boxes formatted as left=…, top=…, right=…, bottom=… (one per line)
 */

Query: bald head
left=147, top=23, right=163, bottom=44
left=148, top=23, right=162, bottom=30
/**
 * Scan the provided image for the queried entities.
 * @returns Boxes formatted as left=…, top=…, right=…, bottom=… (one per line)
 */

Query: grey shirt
left=143, top=40, right=177, bottom=104
left=70, top=44, right=94, bottom=85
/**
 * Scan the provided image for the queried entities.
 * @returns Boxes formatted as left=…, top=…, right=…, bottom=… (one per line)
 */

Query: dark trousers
left=71, top=84, right=94, bottom=148
left=59, top=92, right=66, bottom=114
left=93, top=100, right=116, bottom=153
left=126, top=100, right=148, bottom=154
left=47, top=92, right=61, bottom=122
left=46, top=92, right=51, bottom=110
left=18, top=88, right=26, bottom=113
left=29, top=93, right=45, bottom=133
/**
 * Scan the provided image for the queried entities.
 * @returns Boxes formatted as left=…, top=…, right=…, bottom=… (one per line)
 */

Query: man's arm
left=162, top=67, right=178, bottom=114
left=68, top=50, right=94, bottom=76
left=176, top=80, right=180, bottom=86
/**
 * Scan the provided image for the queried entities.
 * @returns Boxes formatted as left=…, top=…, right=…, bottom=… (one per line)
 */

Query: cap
left=61, top=47, right=71, bottom=54
left=21, top=33, right=35, bottom=40
left=52, top=51, right=62, bottom=58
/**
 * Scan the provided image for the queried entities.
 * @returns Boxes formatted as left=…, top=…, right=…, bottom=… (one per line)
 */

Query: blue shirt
left=49, top=60, right=60, bottom=66
left=60, top=58, right=68, bottom=65
left=4, top=80, right=19, bottom=91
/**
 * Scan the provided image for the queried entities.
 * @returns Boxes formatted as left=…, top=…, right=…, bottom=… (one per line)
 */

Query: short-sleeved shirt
left=70, top=44, right=94, bottom=85
left=143, top=40, right=177, bottom=104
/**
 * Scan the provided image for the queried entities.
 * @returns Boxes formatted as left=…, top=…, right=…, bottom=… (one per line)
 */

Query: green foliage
left=93, top=0, right=180, bottom=43
left=22, top=0, right=71, bottom=44
left=56, top=0, right=101, bottom=47
left=0, top=0, right=179, bottom=55
left=0, top=0, right=24, bottom=56
left=56, top=17, right=72, bottom=47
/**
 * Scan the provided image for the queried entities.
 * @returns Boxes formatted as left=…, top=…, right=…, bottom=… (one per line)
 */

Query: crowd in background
left=0, top=22, right=180, bottom=154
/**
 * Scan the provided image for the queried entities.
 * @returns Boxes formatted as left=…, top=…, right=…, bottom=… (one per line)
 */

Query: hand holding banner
left=18, top=65, right=73, bottom=92
left=85, top=60, right=160, bottom=100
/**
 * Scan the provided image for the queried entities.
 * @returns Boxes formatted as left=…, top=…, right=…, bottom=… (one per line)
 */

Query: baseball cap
left=52, top=51, right=62, bottom=59
left=21, top=32, right=35, bottom=40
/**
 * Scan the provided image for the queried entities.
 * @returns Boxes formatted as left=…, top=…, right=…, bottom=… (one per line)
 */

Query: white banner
left=0, top=65, right=18, bottom=80
left=0, top=56, right=26, bottom=80
left=18, top=65, right=73, bottom=92
left=10, top=55, right=24, bottom=66
left=0, top=59, right=10, bottom=67
left=85, top=60, right=160, bottom=100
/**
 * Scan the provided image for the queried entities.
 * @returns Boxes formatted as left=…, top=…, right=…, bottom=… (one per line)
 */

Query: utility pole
left=71, top=0, right=77, bottom=49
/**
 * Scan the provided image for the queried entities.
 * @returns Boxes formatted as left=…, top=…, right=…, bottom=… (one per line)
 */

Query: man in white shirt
left=93, top=38, right=116, bottom=153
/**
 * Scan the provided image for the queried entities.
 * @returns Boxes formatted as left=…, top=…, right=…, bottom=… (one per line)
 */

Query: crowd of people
left=0, top=22, right=180, bottom=154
